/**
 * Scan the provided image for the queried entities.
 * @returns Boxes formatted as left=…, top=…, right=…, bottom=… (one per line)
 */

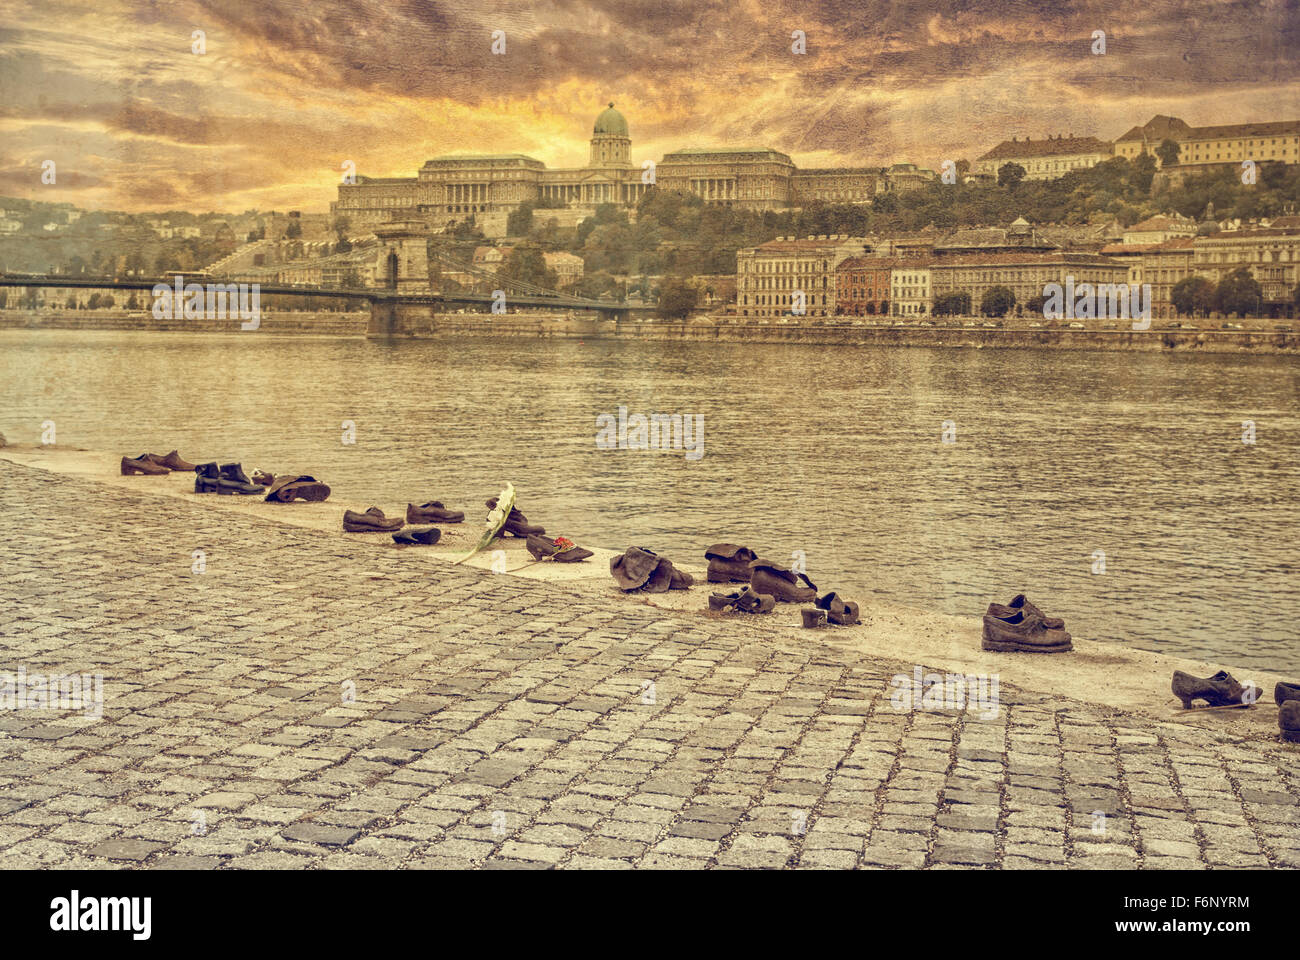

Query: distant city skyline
left=1, top=0, right=1297, bottom=213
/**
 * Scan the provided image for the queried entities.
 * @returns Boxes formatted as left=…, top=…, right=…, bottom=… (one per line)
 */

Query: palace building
left=1114, top=115, right=1300, bottom=169
left=332, top=104, right=931, bottom=232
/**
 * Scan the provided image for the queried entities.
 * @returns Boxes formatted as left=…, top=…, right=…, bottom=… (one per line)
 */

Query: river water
left=2, top=329, right=1298, bottom=674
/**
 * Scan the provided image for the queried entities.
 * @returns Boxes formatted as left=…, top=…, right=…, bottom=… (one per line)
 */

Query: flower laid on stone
left=453, top=481, right=516, bottom=565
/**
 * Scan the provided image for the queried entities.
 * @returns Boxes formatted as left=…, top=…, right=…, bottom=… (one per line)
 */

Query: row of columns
left=536, top=182, right=653, bottom=205
left=449, top=183, right=489, bottom=204
left=692, top=178, right=737, bottom=200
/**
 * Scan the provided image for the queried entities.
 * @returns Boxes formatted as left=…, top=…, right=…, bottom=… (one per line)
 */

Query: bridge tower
left=372, top=220, right=430, bottom=295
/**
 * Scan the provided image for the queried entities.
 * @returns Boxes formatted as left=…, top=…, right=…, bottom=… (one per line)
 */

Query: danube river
left=3, top=329, right=1297, bottom=674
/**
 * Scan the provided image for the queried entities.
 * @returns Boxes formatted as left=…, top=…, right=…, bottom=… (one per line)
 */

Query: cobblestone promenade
left=1, top=459, right=1297, bottom=869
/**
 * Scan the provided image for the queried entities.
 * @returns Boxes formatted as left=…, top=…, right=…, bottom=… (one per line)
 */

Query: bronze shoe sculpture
left=392, top=526, right=441, bottom=545
left=485, top=496, right=544, bottom=537
left=191, top=461, right=259, bottom=494
left=407, top=501, right=465, bottom=524
left=610, top=546, right=693, bottom=593
left=251, top=469, right=274, bottom=486
left=144, top=450, right=196, bottom=471
left=749, top=560, right=817, bottom=603
left=1275, top=682, right=1300, bottom=706
left=1171, top=670, right=1257, bottom=709
left=526, top=535, right=593, bottom=562
left=344, top=507, right=404, bottom=533
left=801, top=608, right=828, bottom=628
left=213, top=462, right=264, bottom=495
left=981, top=610, right=1073, bottom=653
left=264, top=475, right=331, bottom=502
left=985, top=593, right=1065, bottom=629
left=121, top=454, right=168, bottom=476
left=708, top=586, right=775, bottom=614
left=815, top=591, right=860, bottom=625
left=1280, top=702, right=1300, bottom=743
left=705, top=543, right=758, bottom=583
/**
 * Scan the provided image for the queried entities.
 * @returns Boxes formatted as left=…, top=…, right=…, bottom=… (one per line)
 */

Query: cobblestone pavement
left=1, top=458, right=1298, bottom=870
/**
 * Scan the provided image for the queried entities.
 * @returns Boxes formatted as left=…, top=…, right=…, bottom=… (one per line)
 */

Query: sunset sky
left=1, top=0, right=1297, bottom=213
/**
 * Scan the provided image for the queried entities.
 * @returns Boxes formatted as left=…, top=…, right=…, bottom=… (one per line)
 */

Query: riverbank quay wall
left=3, top=308, right=1298, bottom=354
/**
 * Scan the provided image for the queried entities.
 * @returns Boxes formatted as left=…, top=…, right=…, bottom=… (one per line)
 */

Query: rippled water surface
left=2, top=329, right=1298, bottom=674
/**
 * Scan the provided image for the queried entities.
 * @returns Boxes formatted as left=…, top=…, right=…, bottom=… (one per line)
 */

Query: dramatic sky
left=1, top=0, right=1297, bottom=213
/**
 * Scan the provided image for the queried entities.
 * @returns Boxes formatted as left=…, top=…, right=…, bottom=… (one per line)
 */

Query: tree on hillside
left=1155, top=139, right=1181, bottom=168
left=507, top=203, right=535, bottom=237
left=980, top=285, right=1016, bottom=317
left=500, top=242, right=557, bottom=291
left=997, top=163, right=1026, bottom=188
left=1170, top=276, right=1215, bottom=318
left=656, top=277, right=698, bottom=319
left=1131, top=153, right=1158, bottom=193
left=1213, top=267, right=1262, bottom=318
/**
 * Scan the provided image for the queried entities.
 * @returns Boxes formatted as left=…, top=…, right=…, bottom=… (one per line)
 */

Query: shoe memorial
left=407, top=501, right=465, bottom=524
left=485, top=496, right=544, bottom=537
left=814, top=591, right=860, bottom=625
left=192, top=462, right=263, bottom=494
left=121, top=454, right=169, bottom=476
left=705, top=543, right=758, bottom=583
left=143, top=450, right=197, bottom=471
left=1275, top=682, right=1300, bottom=706
left=708, top=585, right=775, bottom=614
left=610, top=546, right=693, bottom=593
left=749, top=559, right=817, bottom=603
left=264, top=475, right=331, bottom=502
left=1280, top=702, right=1300, bottom=743
left=1171, top=669, right=1258, bottom=709
left=801, top=608, right=828, bottom=628
left=251, top=469, right=274, bottom=486
left=392, top=526, right=441, bottom=545
left=526, top=534, right=593, bottom=562
left=985, top=593, right=1065, bottom=629
left=343, top=507, right=404, bottom=532
left=981, top=608, right=1073, bottom=653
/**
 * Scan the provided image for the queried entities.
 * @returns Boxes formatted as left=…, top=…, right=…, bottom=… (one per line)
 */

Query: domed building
left=590, top=103, right=630, bottom=168
left=331, top=102, right=906, bottom=235
left=334, top=103, right=651, bottom=233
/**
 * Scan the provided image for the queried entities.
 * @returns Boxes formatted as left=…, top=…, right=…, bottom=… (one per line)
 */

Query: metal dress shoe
left=985, top=593, right=1065, bottom=629
left=144, top=450, right=196, bottom=471
left=705, top=543, right=758, bottom=583
left=343, top=507, right=404, bottom=533
left=407, top=501, right=465, bottom=524
left=1280, top=702, right=1300, bottom=743
left=1171, top=670, right=1257, bottom=709
left=121, top=454, right=168, bottom=476
left=981, top=610, right=1073, bottom=653
left=749, top=560, right=817, bottom=603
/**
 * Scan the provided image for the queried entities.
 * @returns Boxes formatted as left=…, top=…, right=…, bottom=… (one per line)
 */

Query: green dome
left=593, top=103, right=628, bottom=138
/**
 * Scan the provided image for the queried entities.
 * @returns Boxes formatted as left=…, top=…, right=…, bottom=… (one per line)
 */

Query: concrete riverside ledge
left=3, top=309, right=1297, bottom=353
left=0, top=309, right=368, bottom=337
left=2, top=449, right=1298, bottom=870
